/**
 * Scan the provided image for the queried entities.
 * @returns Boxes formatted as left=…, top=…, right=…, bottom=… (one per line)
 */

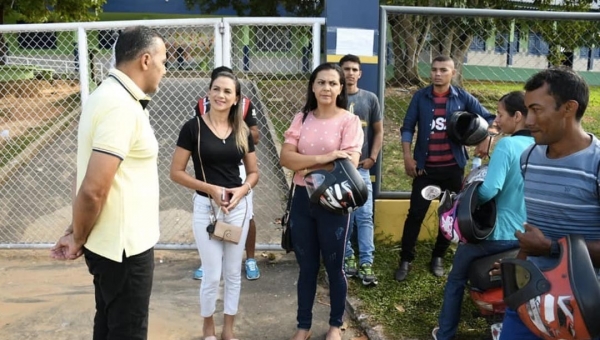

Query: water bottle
left=472, top=156, right=482, bottom=170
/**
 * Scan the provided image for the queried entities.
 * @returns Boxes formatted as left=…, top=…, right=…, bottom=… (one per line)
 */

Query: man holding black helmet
left=396, top=55, right=495, bottom=282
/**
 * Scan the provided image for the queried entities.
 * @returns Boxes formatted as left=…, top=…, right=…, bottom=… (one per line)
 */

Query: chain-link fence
left=378, top=7, right=600, bottom=193
left=0, top=17, right=324, bottom=249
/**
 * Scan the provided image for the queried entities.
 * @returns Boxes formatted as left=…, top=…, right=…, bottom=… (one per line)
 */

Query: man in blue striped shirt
left=499, top=67, right=600, bottom=339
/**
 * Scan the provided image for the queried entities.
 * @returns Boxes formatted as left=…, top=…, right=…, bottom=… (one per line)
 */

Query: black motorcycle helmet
left=303, top=158, right=368, bottom=215
left=447, top=111, right=490, bottom=146
left=456, top=180, right=497, bottom=243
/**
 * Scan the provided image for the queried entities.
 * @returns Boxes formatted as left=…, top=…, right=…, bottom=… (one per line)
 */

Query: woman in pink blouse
left=280, top=63, right=364, bottom=340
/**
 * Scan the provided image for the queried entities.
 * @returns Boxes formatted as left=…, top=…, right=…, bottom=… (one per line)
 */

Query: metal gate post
left=213, top=21, right=224, bottom=68
left=77, top=27, right=90, bottom=106
left=324, top=0, right=382, bottom=199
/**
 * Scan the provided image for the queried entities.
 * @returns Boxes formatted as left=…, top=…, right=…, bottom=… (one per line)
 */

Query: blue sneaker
left=193, top=266, right=203, bottom=280
left=245, top=258, right=260, bottom=280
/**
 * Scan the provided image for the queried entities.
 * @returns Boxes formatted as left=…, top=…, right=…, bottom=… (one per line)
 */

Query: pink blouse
left=283, top=110, right=364, bottom=186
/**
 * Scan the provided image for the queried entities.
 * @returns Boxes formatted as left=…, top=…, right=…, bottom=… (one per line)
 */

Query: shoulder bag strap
left=197, top=116, right=219, bottom=219
left=284, top=179, right=296, bottom=215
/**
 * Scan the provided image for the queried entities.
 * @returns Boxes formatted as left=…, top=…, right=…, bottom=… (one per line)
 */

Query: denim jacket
left=400, top=85, right=496, bottom=169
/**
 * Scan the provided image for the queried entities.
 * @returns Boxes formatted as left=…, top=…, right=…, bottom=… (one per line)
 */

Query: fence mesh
left=10, top=10, right=599, bottom=247
left=380, top=9, right=600, bottom=192
left=0, top=19, right=320, bottom=248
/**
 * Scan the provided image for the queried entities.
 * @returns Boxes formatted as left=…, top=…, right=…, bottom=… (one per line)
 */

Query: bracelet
left=244, top=182, right=252, bottom=196
left=369, top=156, right=376, bottom=163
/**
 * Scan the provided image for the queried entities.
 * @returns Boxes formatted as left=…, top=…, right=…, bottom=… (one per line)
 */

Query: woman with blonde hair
left=170, top=71, right=258, bottom=340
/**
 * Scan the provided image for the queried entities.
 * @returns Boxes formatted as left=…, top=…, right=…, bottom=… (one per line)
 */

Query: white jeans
left=193, top=193, right=251, bottom=316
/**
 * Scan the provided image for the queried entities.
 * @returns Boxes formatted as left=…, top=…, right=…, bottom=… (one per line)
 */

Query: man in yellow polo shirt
left=51, top=26, right=167, bottom=339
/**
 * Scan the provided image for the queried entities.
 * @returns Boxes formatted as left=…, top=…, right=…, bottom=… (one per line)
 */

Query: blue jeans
left=499, top=308, right=542, bottom=340
left=290, top=186, right=350, bottom=330
left=437, top=240, right=519, bottom=340
left=347, top=168, right=374, bottom=265
left=501, top=307, right=600, bottom=340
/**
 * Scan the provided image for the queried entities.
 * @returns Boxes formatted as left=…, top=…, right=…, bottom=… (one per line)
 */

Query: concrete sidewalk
left=213, top=251, right=367, bottom=340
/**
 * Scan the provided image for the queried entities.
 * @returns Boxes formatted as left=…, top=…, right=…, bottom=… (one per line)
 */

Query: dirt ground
left=0, top=79, right=79, bottom=143
left=0, top=249, right=367, bottom=340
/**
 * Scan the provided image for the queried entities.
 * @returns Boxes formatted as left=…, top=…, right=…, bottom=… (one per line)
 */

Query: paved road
left=0, top=77, right=288, bottom=248
left=0, top=249, right=364, bottom=340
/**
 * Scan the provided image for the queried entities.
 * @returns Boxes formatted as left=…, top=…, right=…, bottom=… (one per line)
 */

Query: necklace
left=206, top=113, right=230, bottom=144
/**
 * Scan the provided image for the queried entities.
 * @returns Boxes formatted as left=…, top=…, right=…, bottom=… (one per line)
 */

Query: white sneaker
left=432, top=327, right=439, bottom=340
left=491, top=322, right=502, bottom=340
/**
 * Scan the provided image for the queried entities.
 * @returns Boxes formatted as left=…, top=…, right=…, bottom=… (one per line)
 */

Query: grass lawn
left=381, top=81, right=600, bottom=192
left=259, top=77, right=600, bottom=339
left=349, top=82, right=600, bottom=340
left=347, top=240, right=493, bottom=340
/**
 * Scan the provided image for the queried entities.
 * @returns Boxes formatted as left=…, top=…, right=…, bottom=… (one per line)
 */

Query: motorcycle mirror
left=421, top=185, right=442, bottom=201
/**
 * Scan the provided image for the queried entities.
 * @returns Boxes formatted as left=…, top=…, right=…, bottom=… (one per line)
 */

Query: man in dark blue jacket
left=395, top=55, right=496, bottom=282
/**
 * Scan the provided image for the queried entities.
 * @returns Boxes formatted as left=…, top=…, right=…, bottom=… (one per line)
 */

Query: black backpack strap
left=522, top=144, right=537, bottom=178
left=524, top=144, right=600, bottom=202
left=197, top=97, right=208, bottom=116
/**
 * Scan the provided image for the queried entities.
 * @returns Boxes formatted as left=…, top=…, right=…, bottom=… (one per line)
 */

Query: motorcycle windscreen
left=502, top=262, right=531, bottom=292
left=501, top=259, right=550, bottom=311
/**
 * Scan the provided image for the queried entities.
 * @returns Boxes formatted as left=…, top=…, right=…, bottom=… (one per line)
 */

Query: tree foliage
left=382, top=0, right=599, bottom=87
left=0, top=0, right=106, bottom=65
left=517, top=1, right=600, bottom=66
left=0, top=0, right=105, bottom=24
left=184, top=0, right=323, bottom=17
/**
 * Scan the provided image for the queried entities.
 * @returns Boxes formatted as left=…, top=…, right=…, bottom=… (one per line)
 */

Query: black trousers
left=84, top=247, right=155, bottom=340
left=400, top=164, right=464, bottom=263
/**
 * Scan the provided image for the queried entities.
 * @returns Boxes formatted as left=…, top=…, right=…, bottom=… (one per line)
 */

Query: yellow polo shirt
left=77, top=69, right=160, bottom=262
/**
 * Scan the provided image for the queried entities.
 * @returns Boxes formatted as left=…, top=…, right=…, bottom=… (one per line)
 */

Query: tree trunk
left=547, top=45, right=563, bottom=67
left=429, top=18, right=474, bottom=88
left=430, top=19, right=454, bottom=58
left=451, top=32, right=473, bottom=88
left=390, top=15, right=428, bottom=88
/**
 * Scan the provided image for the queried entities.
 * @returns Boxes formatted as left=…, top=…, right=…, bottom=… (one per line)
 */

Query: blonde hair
left=232, top=97, right=249, bottom=154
